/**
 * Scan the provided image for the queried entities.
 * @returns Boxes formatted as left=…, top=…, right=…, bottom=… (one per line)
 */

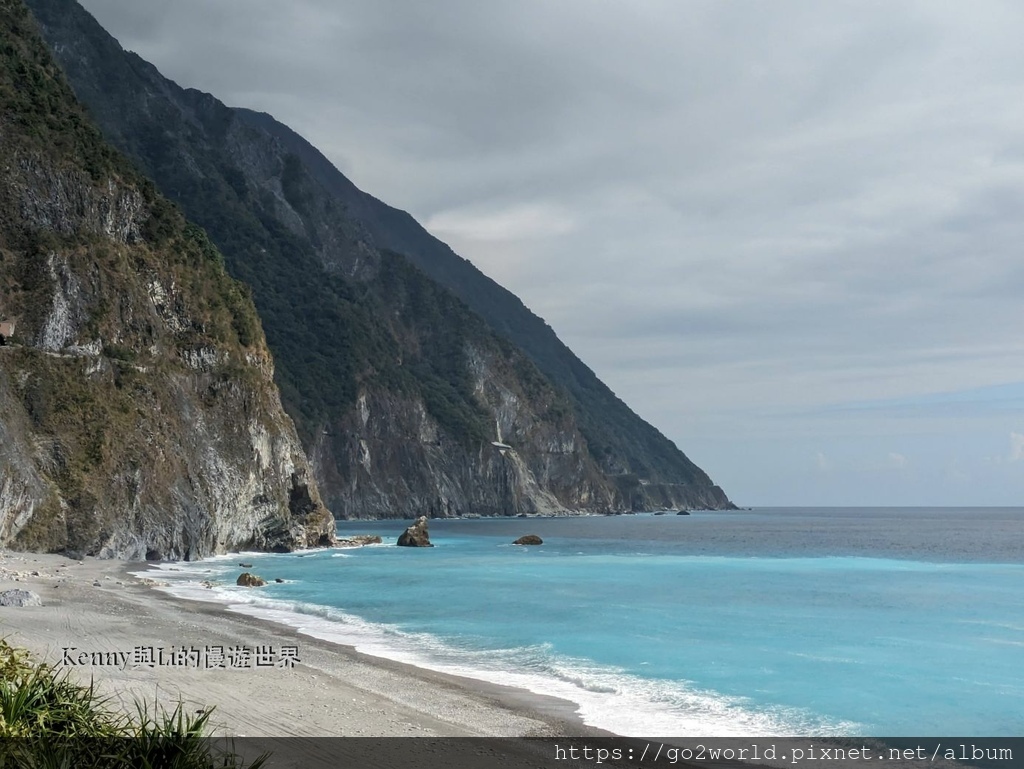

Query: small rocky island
left=512, top=535, right=543, bottom=545
left=397, top=517, right=433, bottom=547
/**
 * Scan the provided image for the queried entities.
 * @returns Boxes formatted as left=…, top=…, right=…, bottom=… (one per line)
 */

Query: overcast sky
left=78, top=0, right=1024, bottom=506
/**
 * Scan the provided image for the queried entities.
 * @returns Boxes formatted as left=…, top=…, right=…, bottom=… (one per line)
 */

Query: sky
left=76, top=0, right=1024, bottom=506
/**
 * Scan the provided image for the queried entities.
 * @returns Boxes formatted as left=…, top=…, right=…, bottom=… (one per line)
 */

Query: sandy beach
left=0, top=549, right=600, bottom=741
left=3, top=550, right=1003, bottom=769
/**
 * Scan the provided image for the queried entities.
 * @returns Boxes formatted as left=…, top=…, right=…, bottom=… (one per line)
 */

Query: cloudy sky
left=79, top=0, right=1024, bottom=506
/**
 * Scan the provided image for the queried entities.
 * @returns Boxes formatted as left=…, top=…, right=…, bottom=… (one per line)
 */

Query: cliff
left=25, top=0, right=734, bottom=516
left=0, top=0, right=335, bottom=558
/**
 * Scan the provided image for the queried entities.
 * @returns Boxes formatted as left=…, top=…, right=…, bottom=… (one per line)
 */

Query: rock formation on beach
left=24, top=0, right=735, bottom=519
left=397, top=517, right=433, bottom=547
left=0, top=589, right=43, bottom=607
left=0, top=0, right=335, bottom=559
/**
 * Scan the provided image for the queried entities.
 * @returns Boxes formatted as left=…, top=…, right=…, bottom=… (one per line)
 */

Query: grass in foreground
left=0, top=639, right=267, bottom=768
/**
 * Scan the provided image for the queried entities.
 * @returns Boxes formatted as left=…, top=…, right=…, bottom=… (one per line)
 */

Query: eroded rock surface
left=397, top=516, right=433, bottom=547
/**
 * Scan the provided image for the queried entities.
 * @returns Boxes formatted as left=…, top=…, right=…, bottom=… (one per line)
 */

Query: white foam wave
left=138, top=569, right=861, bottom=737
left=981, top=637, right=1024, bottom=647
left=785, top=651, right=863, bottom=665
left=958, top=619, right=1024, bottom=632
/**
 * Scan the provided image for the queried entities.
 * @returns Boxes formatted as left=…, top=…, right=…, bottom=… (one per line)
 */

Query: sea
left=149, top=507, right=1024, bottom=737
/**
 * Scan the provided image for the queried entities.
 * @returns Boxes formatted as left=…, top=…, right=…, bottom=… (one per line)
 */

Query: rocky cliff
left=0, top=0, right=335, bottom=558
left=25, top=0, right=734, bottom=516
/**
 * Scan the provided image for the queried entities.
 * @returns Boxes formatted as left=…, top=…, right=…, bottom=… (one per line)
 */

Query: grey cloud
left=75, top=0, right=1024, bottom=504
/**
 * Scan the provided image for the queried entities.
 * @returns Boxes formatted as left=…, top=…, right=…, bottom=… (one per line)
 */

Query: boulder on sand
left=397, top=516, right=433, bottom=547
left=0, top=589, right=42, bottom=607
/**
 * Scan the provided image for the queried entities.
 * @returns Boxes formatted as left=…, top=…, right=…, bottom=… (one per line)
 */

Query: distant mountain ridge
left=25, top=0, right=734, bottom=515
left=233, top=108, right=723, bottom=488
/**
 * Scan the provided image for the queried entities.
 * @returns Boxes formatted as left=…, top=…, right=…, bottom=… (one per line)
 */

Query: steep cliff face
left=234, top=110, right=727, bottom=498
left=310, top=342, right=615, bottom=518
left=0, top=0, right=335, bottom=557
left=26, top=0, right=734, bottom=516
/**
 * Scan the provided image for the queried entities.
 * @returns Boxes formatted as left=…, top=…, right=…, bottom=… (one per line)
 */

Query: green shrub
left=0, top=639, right=268, bottom=768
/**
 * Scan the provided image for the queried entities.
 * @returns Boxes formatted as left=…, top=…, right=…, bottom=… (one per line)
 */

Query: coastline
left=0, top=549, right=604, bottom=739
left=2, top=547, right=1011, bottom=769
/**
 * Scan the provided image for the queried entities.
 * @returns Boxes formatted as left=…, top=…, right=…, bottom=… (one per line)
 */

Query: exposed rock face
left=335, top=535, right=382, bottom=547
left=0, top=589, right=43, bottom=607
left=512, top=535, right=543, bottom=545
left=26, top=0, right=736, bottom=518
left=236, top=573, right=266, bottom=587
left=0, top=2, right=335, bottom=559
left=397, top=516, right=433, bottom=547
left=310, top=361, right=614, bottom=519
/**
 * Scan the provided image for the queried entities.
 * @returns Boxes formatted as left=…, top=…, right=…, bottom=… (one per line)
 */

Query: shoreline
left=0, top=549, right=606, bottom=738
left=1, top=548, right=1006, bottom=769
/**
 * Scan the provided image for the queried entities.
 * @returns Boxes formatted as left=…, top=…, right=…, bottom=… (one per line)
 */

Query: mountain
left=0, top=0, right=335, bottom=558
left=25, top=0, right=734, bottom=516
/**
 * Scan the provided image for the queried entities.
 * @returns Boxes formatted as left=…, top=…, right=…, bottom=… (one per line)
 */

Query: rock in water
left=397, top=516, right=433, bottom=547
left=0, top=589, right=42, bottom=607
left=236, top=572, right=266, bottom=587
left=512, top=535, right=543, bottom=545
left=335, top=535, right=382, bottom=547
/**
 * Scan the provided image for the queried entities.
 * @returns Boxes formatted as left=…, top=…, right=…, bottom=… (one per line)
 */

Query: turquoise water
left=154, top=508, right=1024, bottom=736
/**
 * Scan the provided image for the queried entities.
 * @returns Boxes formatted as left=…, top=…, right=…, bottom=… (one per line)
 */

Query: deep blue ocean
left=152, top=508, right=1024, bottom=736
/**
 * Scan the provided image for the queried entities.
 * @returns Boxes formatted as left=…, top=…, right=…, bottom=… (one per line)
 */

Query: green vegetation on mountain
left=0, top=0, right=334, bottom=556
left=0, top=2, right=258, bottom=356
left=237, top=109, right=714, bottom=486
left=24, top=0, right=734, bottom=514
